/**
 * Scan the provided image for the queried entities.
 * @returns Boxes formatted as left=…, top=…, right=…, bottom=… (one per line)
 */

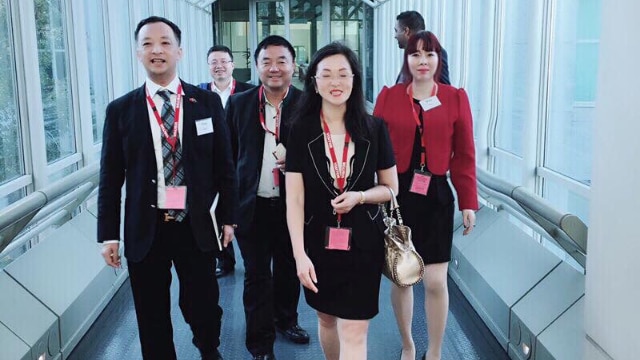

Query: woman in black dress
left=286, top=42, right=398, bottom=359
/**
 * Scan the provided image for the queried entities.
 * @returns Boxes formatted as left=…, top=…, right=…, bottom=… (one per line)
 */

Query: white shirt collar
left=145, top=76, right=182, bottom=96
left=212, top=78, right=234, bottom=93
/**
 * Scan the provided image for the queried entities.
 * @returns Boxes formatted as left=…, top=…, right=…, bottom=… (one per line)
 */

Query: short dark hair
left=396, top=11, right=425, bottom=33
left=253, top=35, right=296, bottom=63
left=400, top=31, right=443, bottom=83
left=293, top=42, right=368, bottom=141
left=207, top=45, right=234, bottom=61
left=135, top=16, right=182, bottom=45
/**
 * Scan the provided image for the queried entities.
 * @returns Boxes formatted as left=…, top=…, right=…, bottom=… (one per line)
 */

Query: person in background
left=98, top=16, right=237, bottom=360
left=199, top=44, right=255, bottom=278
left=286, top=42, right=398, bottom=360
left=225, top=35, right=309, bottom=360
left=394, top=11, right=450, bottom=85
left=374, top=31, right=478, bottom=360
left=199, top=45, right=255, bottom=109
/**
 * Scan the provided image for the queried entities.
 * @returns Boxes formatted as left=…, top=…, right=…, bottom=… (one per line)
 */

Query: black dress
left=397, top=99, right=455, bottom=264
left=286, top=115, right=396, bottom=320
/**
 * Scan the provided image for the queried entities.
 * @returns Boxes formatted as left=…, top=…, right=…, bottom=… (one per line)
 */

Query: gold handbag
left=381, top=187, right=425, bottom=287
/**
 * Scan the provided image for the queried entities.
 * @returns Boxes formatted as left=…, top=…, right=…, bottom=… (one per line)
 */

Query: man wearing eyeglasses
left=200, top=45, right=254, bottom=278
left=394, top=10, right=450, bottom=85
left=200, top=45, right=255, bottom=110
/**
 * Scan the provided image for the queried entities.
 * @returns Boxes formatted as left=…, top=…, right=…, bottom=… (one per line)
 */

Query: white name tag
left=195, top=118, right=214, bottom=135
left=419, top=96, right=441, bottom=111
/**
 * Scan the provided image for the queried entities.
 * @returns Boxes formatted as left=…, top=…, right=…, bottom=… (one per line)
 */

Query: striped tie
left=157, top=89, right=187, bottom=221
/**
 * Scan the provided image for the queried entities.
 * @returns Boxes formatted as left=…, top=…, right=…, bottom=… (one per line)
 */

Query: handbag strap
left=385, top=186, right=404, bottom=225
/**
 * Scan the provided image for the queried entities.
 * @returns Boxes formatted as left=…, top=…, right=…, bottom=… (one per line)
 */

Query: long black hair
left=293, top=42, right=369, bottom=140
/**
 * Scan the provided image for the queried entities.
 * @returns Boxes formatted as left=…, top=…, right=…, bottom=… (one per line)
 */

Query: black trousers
left=236, top=197, right=300, bottom=356
left=127, top=214, right=222, bottom=360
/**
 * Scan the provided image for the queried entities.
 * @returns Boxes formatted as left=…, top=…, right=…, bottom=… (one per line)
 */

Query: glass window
left=84, top=1, right=109, bottom=144
left=256, top=1, right=285, bottom=39
left=543, top=177, right=590, bottom=224
left=466, top=0, right=496, bottom=136
left=108, top=0, right=133, bottom=96
left=219, top=0, right=251, bottom=82
left=289, top=0, right=322, bottom=88
left=441, top=0, right=464, bottom=86
left=495, top=1, right=542, bottom=157
left=0, top=0, right=24, bottom=187
left=330, top=0, right=362, bottom=57
left=35, top=0, right=76, bottom=164
left=363, top=5, right=373, bottom=103
left=544, top=0, right=601, bottom=185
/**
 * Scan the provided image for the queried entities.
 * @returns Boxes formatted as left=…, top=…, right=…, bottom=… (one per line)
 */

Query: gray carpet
left=69, top=243, right=507, bottom=359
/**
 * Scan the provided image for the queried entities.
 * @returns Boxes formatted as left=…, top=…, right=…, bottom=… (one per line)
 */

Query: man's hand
left=222, top=225, right=235, bottom=248
left=101, top=243, right=121, bottom=268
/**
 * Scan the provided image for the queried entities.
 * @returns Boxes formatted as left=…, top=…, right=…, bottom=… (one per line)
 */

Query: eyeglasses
left=208, top=60, right=232, bottom=66
left=313, top=73, right=355, bottom=82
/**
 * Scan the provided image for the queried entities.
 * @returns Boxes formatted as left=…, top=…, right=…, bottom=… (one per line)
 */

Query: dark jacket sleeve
left=97, top=100, right=125, bottom=242
left=439, top=48, right=451, bottom=85
left=208, top=92, right=238, bottom=225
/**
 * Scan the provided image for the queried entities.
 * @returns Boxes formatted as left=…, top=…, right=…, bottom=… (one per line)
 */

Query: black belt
left=256, top=196, right=281, bottom=207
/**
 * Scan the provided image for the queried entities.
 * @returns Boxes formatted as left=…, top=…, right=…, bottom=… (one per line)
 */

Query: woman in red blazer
left=373, top=31, right=478, bottom=360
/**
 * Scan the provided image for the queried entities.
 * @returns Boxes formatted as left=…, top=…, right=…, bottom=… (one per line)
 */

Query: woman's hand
left=462, top=209, right=476, bottom=235
left=330, top=191, right=360, bottom=214
left=295, top=253, right=318, bottom=293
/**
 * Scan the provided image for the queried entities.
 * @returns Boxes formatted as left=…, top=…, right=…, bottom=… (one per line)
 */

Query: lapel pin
left=189, top=97, right=197, bottom=103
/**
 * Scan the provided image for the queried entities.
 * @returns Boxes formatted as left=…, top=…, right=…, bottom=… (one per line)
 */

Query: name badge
left=195, top=118, right=214, bottom=136
left=419, top=96, right=441, bottom=111
left=324, top=226, right=352, bottom=251
left=409, top=170, right=432, bottom=196
left=165, top=186, right=187, bottom=209
left=272, top=167, right=280, bottom=187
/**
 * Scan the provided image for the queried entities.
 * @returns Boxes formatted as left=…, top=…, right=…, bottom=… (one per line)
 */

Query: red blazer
left=373, top=83, right=478, bottom=210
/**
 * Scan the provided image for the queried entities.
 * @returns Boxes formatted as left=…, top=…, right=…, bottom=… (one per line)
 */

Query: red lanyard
left=146, top=83, right=183, bottom=183
left=146, top=83, right=183, bottom=152
left=258, top=85, right=283, bottom=141
left=407, top=82, right=437, bottom=169
left=321, top=111, right=351, bottom=224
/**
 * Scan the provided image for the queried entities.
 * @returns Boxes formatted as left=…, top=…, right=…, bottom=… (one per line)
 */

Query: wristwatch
left=225, top=224, right=238, bottom=229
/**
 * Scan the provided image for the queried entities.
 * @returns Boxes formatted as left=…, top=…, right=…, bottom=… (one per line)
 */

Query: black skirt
left=397, top=170, right=454, bottom=264
left=303, top=244, right=384, bottom=320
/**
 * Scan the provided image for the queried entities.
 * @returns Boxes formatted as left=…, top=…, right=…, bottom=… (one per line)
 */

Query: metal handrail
left=0, top=163, right=99, bottom=254
left=476, top=168, right=587, bottom=268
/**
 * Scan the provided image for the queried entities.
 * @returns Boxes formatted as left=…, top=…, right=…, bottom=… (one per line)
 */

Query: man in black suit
left=226, top=35, right=309, bottom=360
left=199, top=44, right=254, bottom=278
left=394, top=10, right=450, bottom=85
left=97, top=16, right=237, bottom=360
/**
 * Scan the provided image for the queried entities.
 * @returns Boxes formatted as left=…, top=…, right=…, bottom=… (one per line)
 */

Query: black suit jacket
left=97, top=81, right=238, bottom=262
left=225, top=85, right=302, bottom=233
left=233, top=81, right=255, bottom=94
left=286, top=115, right=396, bottom=251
